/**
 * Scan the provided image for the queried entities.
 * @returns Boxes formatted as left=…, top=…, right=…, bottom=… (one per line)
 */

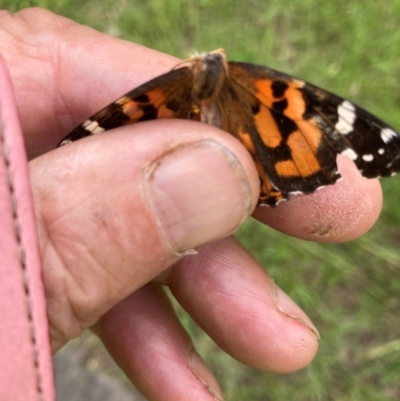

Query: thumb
left=30, top=119, right=259, bottom=350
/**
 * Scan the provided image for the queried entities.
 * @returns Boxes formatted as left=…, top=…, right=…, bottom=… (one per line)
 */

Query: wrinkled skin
left=0, top=8, right=382, bottom=401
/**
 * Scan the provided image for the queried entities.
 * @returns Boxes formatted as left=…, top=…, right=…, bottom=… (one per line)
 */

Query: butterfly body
left=59, top=49, right=400, bottom=206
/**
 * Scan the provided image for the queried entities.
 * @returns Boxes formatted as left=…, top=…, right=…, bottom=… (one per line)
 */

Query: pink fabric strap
left=0, top=53, right=56, bottom=401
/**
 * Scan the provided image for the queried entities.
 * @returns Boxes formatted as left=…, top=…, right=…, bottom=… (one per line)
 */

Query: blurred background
left=2, top=1, right=400, bottom=400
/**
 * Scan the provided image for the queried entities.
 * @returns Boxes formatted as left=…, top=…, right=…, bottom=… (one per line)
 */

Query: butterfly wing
left=58, top=67, right=195, bottom=146
left=228, top=62, right=400, bottom=204
left=58, top=54, right=400, bottom=207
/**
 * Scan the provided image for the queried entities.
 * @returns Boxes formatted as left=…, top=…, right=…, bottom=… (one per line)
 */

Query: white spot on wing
left=378, top=148, right=385, bottom=155
left=381, top=127, right=397, bottom=144
left=335, top=101, right=356, bottom=135
left=362, top=154, right=374, bottom=162
left=341, top=148, right=358, bottom=160
left=83, top=119, right=106, bottom=134
left=293, top=79, right=305, bottom=88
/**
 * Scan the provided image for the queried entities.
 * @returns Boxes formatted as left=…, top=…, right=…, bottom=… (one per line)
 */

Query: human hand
left=0, top=8, right=383, bottom=401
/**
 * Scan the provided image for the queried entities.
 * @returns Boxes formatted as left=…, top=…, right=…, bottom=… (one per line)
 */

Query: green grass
left=4, top=1, right=400, bottom=400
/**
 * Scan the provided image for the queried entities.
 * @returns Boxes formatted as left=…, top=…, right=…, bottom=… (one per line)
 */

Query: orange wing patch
left=254, top=79, right=280, bottom=107
left=254, top=104, right=283, bottom=148
left=237, top=128, right=256, bottom=154
left=278, top=129, right=321, bottom=177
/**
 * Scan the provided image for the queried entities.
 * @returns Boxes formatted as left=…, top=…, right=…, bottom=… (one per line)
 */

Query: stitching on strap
left=0, top=119, right=45, bottom=401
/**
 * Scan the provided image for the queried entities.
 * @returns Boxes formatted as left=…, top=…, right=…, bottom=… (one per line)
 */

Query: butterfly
left=58, top=49, right=400, bottom=206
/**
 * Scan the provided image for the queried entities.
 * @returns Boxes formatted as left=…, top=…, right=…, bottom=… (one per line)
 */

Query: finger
left=168, top=236, right=319, bottom=374
left=0, top=8, right=178, bottom=158
left=98, top=285, right=224, bottom=401
left=30, top=119, right=259, bottom=351
left=253, top=155, right=383, bottom=242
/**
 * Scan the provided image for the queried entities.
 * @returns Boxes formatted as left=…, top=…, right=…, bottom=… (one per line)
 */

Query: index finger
left=0, top=8, right=178, bottom=157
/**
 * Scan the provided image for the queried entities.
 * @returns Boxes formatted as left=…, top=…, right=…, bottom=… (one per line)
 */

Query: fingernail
left=188, top=347, right=224, bottom=401
left=270, top=279, right=320, bottom=339
left=148, top=139, right=253, bottom=254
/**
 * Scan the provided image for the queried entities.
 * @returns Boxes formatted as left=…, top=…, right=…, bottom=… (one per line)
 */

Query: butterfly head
left=185, top=49, right=229, bottom=105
